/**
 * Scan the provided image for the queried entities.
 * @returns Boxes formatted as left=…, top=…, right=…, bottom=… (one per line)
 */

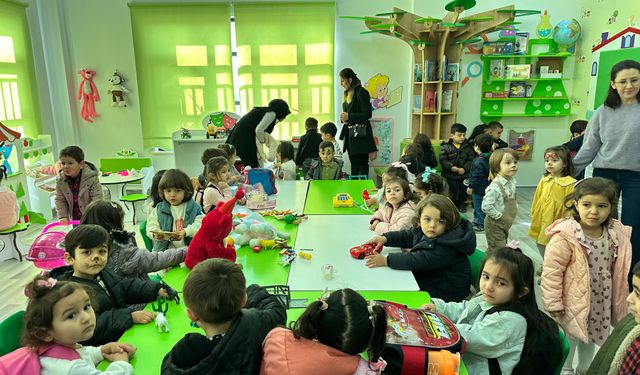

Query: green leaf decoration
left=375, top=11, right=406, bottom=16
left=503, top=21, right=522, bottom=25
left=16, top=182, right=25, bottom=198
left=28, top=211, right=47, bottom=225
left=33, top=150, right=38, bottom=157
left=408, top=39, right=434, bottom=46
left=415, top=17, right=442, bottom=23
left=23, top=153, right=29, bottom=159
left=19, top=202, right=28, bottom=217
left=439, top=22, right=466, bottom=27
left=445, top=0, right=476, bottom=12
left=460, top=16, right=493, bottom=22
left=360, top=30, right=387, bottom=35
left=497, top=9, right=542, bottom=17
left=42, top=148, right=47, bottom=155
left=451, top=38, right=482, bottom=45
left=370, top=22, right=399, bottom=29
left=340, top=16, right=381, bottom=23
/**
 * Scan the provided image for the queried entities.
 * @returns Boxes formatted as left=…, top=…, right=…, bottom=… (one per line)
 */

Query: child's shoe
left=472, top=224, right=484, bottom=232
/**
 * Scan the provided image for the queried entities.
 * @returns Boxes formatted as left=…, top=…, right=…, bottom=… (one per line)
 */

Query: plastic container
left=26, top=220, right=80, bottom=270
left=427, top=350, right=460, bottom=375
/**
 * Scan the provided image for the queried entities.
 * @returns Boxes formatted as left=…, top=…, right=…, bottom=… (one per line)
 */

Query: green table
left=303, top=180, right=375, bottom=215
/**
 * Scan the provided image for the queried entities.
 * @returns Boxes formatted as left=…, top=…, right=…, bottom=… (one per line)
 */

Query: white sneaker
left=560, top=369, right=575, bottom=375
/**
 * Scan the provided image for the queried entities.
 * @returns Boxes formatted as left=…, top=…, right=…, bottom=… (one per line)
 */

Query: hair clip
left=25, top=278, right=58, bottom=298
left=317, top=288, right=330, bottom=311
left=506, top=240, right=520, bottom=249
left=422, top=167, right=436, bottom=180
left=390, top=162, right=410, bottom=174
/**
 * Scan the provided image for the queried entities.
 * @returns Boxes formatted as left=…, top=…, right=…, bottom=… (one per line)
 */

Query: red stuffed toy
left=77, top=69, right=99, bottom=123
left=185, top=188, right=245, bottom=269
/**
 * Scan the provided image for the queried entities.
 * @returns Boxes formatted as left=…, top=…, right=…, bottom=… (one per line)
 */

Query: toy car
left=333, top=193, right=354, bottom=208
left=349, top=243, right=380, bottom=259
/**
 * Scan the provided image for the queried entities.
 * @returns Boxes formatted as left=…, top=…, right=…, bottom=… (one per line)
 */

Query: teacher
left=338, top=68, right=377, bottom=177
left=573, top=59, right=640, bottom=277
left=226, top=98, right=291, bottom=168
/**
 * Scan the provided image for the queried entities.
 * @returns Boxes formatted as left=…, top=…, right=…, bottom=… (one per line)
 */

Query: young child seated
left=55, top=145, right=103, bottom=225
left=487, top=121, right=508, bottom=149
left=0, top=276, right=136, bottom=373
left=320, top=121, right=343, bottom=162
left=440, top=123, right=475, bottom=212
left=365, top=162, right=412, bottom=207
left=274, top=141, right=297, bottom=180
left=563, top=119, right=588, bottom=180
left=48, top=224, right=175, bottom=345
left=218, top=144, right=244, bottom=185
left=296, top=117, right=323, bottom=173
left=162, top=258, right=286, bottom=373
left=411, top=133, right=438, bottom=169
left=413, top=170, right=449, bottom=200
left=365, top=194, right=476, bottom=302
left=467, top=134, right=493, bottom=232
left=80, top=200, right=186, bottom=279
left=147, top=169, right=203, bottom=251
left=305, top=141, right=343, bottom=180
left=398, top=148, right=423, bottom=179
left=423, top=246, right=562, bottom=375
left=261, top=288, right=387, bottom=375
left=370, top=178, right=418, bottom=235
left=195, top=148, right=228, bottom=191
left=197, top=156, right=233, bottom=213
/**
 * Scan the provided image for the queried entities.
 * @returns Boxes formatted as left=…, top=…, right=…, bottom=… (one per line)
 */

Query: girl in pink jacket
left=370, top=178, right=418, bottom=235
left=542, top=177, right=632, bottom=374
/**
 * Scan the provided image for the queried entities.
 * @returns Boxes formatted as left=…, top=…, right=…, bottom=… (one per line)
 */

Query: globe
left=553, top=19, right=582, bottom=48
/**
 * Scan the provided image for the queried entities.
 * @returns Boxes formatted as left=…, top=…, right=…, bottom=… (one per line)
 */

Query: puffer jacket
left=587, top=314, right=640, bottom=375
left=370, top=200, right=416, bottom=235
left=541, top=218, right=631, bottom=342
left=55, top=162, right=103, bottom=220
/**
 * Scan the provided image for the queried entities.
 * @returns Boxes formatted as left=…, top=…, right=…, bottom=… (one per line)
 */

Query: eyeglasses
left=614, top=77, right=640, bottom=87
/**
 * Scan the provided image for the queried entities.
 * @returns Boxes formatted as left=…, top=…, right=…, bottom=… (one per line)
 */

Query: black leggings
left=349, top=153, right=369, bottom=177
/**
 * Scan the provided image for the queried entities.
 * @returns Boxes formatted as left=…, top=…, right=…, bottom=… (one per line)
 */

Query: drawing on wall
left=508, top=130, right=534, bottom=161
left=369, top=117, right=393, bottom=166
left=364, top=73, right=402, bottom=111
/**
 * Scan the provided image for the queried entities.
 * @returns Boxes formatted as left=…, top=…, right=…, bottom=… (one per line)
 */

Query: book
left=441, top=90, right=453, bottom=112
left=505, top=64, right=531, bottom=79
left=441, top=56, right=448, bottom=81
left=414, top=63, right=423, bottom=82
left=509, top=81, right=527, bottom=98
left=387, top=86, right=402, bottom=108
left=489, top=60, right=505, bottom=79
left=445, top=63, right=459, bottom=81
left=482, top=41, right=514, bottom=55
left=413, top=95, right=422, bottom=113
left=424, top=90, right=436, bottom=112
left=514, top=32, right=529, bottom=55
left=425, top=60, right=438, bottom=81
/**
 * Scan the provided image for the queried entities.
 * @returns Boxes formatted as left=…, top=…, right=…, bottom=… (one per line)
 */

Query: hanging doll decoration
left=107, top=70, right=129, bottom=107
left=77, top=69, right=99, bottom=123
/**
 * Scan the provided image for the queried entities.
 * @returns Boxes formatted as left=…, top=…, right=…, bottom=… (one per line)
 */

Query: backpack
left=0, top=344, right=80, bottom=375
left=244, top=168, right=277, bottom=195
left=374, top=301, right=465, bottom=375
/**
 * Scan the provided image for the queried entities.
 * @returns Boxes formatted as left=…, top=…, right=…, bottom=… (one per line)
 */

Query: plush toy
left=107, top=71, right=129, bottom=107
left=185, top=189, right=245, bottom=269
left=231, top=212, right=291, bottom=252
left=77, top=69, right=99, bottom=123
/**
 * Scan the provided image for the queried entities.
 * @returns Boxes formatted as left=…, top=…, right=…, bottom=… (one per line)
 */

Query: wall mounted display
left=508, top=129, right=534, bottom=161
left=369, top=117, right=394, bottom=167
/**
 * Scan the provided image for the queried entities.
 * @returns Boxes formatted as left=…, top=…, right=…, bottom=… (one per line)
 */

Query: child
left=439, top=123, right=475, bottom=212
left=399, top=145, right=424, bottom=177
left=296, top=117, right=323, bottom=173
left=370, top=178, right=418, bottom=235
left=0, top=275, right=135, bottom=373
left=413, top=170, right=449, bottom=200
left=468, top=123, right=488, bottom=144
left=423, top=246, right=563, bottom=374
left=162, top=258, right=286, bottom=373
left=467, top=134, right=493, bottom=232
left=365, top=162, right=412, bottom=207
left=305, top=141, right=343, bottom=180
left=147, top=169, right=166, bottom=208
left=55, top=145, right=103, bottom=225
left=320, top=121, right=343, bottom=162
left=528, top=146, right=576, bottom=254
left=0, top=165, right=18, bottom=230
left=218, top=143, right=243, bottom=185
left=482, top=148, right=519, bottom=251
left=487, top=121, right=508, bottom=149
left=198, top=156, right=232, bottom=213
left=542, top=177, right=632, bottom=374
left=80, top=200, right=186, bottom=279
left=274, top=141, right=297, bottom=180
left=563, top=119, right=588, bottom=181
left=195, top=148, right=228, bottom=191
left=48, top=224, right=176, bottom=345
left=261, top=288, right=387, bottom=375
left=412, top=133, right=438, bottom=168
left=147, top=169, right=203, bottom=251
left=365, top=194, right=476, bottom=302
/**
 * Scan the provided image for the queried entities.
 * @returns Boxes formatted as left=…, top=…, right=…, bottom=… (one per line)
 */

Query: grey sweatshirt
left=573, top=103, right=640, bottom=174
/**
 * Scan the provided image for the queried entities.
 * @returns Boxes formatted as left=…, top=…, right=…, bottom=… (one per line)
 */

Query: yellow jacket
left=528, top=175, right=576, bottom=245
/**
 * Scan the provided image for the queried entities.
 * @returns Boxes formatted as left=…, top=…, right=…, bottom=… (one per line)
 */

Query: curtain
left=130, top=3, right=233, bottom=149
left=234, top=2, right=335, bottom=140
left=0, top=0, right=41, bottom=138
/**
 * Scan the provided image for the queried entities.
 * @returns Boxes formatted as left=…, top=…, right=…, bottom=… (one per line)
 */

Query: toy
left=298, top=251, right=313, bottom=260
left=349, top=243, right=380, bottom=259
left=321, top=264, right=336, bottom=280
left=107, top=70, right=129, bottom=107
left=279, top=249, right=297, bottom=266
left=26, top=220, right=80, bottom=270
left=185, top=189, right=245, bottom=269
left=246, top=188, right=276, bottom=210
left=260, top=209, right=308, bottom=225
left=152, top=298, right=170, bottom=333
left=333, top=193, right=354, bottom=208
left=181, top=128, right=192, bottom=139
left=230, top=212, right=291, bottom=251
left=77, top=69, right=99, bottom=123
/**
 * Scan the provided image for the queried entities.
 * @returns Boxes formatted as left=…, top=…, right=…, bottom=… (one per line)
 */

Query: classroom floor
left=0, top=187, right=544, bottom=322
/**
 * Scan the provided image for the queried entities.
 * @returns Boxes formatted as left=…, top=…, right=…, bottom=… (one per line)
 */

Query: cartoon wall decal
left=536, top=10, right=553, bottom=38
left=77, top=69, right=99, bottom=123
left=609, top=10, right=618, bottom=25
left=621, top=35, right=635, bottom=48
left=591, top=61, right=598, bottom=76
left=364, top=73, right=403, bottom=111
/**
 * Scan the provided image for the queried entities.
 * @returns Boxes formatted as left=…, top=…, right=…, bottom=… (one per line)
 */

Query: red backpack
left=0, top=344, right=80, bottom=375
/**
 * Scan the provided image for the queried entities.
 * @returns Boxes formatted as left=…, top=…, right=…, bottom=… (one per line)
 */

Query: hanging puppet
left=77, top=69, right=99, bottom=123
left=107, top=70, right=129, bottom=107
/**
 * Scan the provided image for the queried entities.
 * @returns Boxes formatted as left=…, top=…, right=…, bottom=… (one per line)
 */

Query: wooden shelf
left=482, top=97, right=568, bottom=101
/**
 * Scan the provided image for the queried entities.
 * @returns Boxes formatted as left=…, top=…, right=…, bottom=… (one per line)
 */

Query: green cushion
left=120, top=194, right=148, bottom=202
left=0, top=222, right=29, bottom=234
left=0, top=311, right=24, bottom=356
left=468, top=248, right=486, bottom=289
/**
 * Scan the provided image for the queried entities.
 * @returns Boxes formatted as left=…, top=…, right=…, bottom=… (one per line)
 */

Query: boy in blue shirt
left=467, top=134, right=493, bottom=232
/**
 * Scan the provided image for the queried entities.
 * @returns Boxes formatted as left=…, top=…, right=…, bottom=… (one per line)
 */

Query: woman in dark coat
left=226, top=99, right=291, bottom=168
left=338, top=68, right=377, bottom=177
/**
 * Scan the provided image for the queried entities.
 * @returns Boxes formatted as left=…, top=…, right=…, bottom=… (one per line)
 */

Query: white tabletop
left=287, top=215, right=420, bottom=291
left=234, top=180, right=308, bottom=215
left=99, top=173, right=144, bottom=185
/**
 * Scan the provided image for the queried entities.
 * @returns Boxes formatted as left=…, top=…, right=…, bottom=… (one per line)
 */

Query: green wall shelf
left=482, top=97, right=567, bottom=101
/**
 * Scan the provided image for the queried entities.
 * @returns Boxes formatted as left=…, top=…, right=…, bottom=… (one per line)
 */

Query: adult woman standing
left=226, top=98, right=291, bottom=168
left=573, top=59, right=640, bottom=277
left=338, top=68, right=377, bottom=177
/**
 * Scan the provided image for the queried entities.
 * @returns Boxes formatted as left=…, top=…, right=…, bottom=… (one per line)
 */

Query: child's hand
left=419, top=303, right=436, bottom=312
left=451, top=166, right=459, bottom=173
left=152, top=232, right=164, bottom=240
left=365, top=254, right=388, bottom=268
left=103, top=350, right=129, bottom=363
left=466, top=187, right=473, bottom=195
left=365, top=235, right=387, bottom=250
left=60, top=218, right=69, bottom=226
left=458, top=168, right=465, bottom=175
left=369, top=220, right=380, bottom=231
left=365, top=198, right=378, bottom=207
left=119, top=343, right=137, bottom=357
left=174, top=230, right=186, bottom=240
left=131, top=310, right=156, bottom=324
left=549, top=310, right=565, bottom=318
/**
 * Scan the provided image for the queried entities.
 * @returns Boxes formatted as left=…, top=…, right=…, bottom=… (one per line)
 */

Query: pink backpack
left=0, top=344, right=80, bottom=375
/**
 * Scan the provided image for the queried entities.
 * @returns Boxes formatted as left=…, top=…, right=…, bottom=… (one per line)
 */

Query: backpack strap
left=399, top=346, right=427, bottom=375
left=488, top=358, right=502, bottom=375
left=40, top=344, right=81, bottom=360
left=485, top=303, right=524, bottom=375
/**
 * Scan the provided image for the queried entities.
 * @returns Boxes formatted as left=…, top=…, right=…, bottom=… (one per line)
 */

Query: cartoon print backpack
left=243, top=167, right=277, bottom=195
left=374, top=301, right=465, bottom=375
left=0, top=344, right=80, bottom=375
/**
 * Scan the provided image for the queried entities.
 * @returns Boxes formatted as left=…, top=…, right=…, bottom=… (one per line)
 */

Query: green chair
left=120, top=193, right=148, bottom=224
left=468, top=248, right=486, bottom=290
left=0, top=310, right=24, bottom=356
left=139, top=220, right=153, bottom=251
left=555, top=330, right=571, bottom=375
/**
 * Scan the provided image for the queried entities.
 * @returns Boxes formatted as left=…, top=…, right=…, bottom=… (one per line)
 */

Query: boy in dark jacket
left=563, top=119, right=587, bottom=180
left=305, top=141, right=343, bottom=180
left=162, top=258, right=286, bottom=375
left=49, top=224, right=175, bottom=346
left=467, top=134, right=493, bottom=232
left=487, top=121, right=508, bottom=149
left=295, top=117, right=323, bottom=174
left=439, top=123, right=475, bottom=211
